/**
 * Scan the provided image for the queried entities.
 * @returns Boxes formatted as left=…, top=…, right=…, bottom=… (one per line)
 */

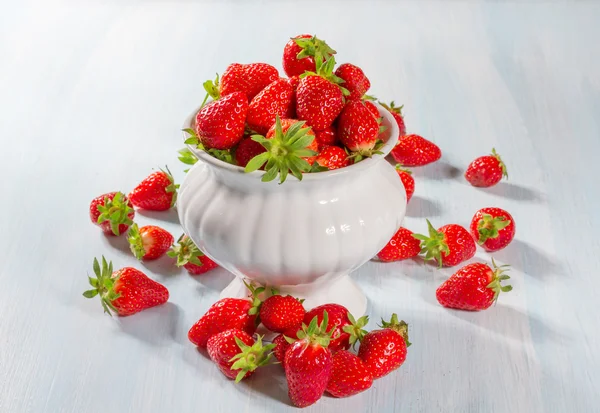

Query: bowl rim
left=182, top=101, right=399, bottom=181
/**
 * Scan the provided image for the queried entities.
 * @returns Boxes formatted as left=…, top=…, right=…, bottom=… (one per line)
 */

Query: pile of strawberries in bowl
left=85, top=33, right=518, bottom=408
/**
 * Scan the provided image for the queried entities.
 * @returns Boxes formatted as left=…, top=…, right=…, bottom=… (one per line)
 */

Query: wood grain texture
left=1, top=1, right=599, bottom=412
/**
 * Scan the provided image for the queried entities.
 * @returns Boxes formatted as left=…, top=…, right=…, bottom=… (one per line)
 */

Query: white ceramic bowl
left=178, top=103, right=406, bottom=316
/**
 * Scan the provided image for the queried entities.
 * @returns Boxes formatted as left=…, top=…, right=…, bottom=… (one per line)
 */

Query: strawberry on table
left=244, top=117, right=318, bottom=183
left=215, top=63, right=279, bottom=101
left=260, top=293, right=305, bottom=333
left=282, top=34, right=336, bottom=77
left=314, top=126, right=338, bottom=149
left=168, top=234, right=218, bottom=275
left=89, top=191, right=134, bottom=236
left=207, top=329, right=274, bottom=382
left=234, top=137, right=266, bottom=168
left=338, top=100, right=382, bottom=159
left=195, top=91, right=248, bottom=150
left=188, top=283, right=264, bottom=347
left=395, top=164, right=415, bottom=202
left=83, top=257, right=169, bottom=316
left=326, top=350, right=373, bottom=398
left=413, top=220, right=476, bottom=267
left=273, top=327, right=300, bottom=367
left=127, top=224, right=174, bottom=261
left=129, top=168, right=178, bottom=211
left=470, top=207, right=515, bottom=252
left=436, top=260, right=512, bottom=311
left=465, top=148, right=507, bottom=187
left=246, top=78, right=295, bottom=135
left=357, top=314, right=410, bottom=379
left=390, top=134, right=441, bottom=166
left=377, top=227, right=421, bottom=262
left=380, top=101, right=406, bottom=137
left=303, top=303, right=368, bottom=352
left=334, top=63, right=370, bottom=101
left=285, top=313, right=334, bottom=408
left=315, top=146, right=350, bottom=171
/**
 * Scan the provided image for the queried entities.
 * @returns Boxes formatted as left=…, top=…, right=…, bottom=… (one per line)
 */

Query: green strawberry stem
left=182, top=128, right=235, bottom=165
left=82, top=256, right=120, bottom=316
left=486, top=258, right=513, bottom=303
left=380, top=101, right=404, bottom=116
left=300, top=55, right=350, bottom=96
left=245, top=116, right=317, bottom=184
left=178, top=147, right=198, bottom=173
left=294, top=35, right=336, bottom=67
left=201, top=73, right=220, bottom=107
left=161, top=165, right=179, bottom=207
left=491, top=148, right=508, bottom=179
left=96, top=191, right=133, bottom=236
left=230, top=335, right=276, bottom=383
left=412, top=219, right=449, bottom=268
left=395, top=164, right=412, bottom=175
left=127, top=223, right=146, bottom=260
left=346, top=139, right=385, bottom=163
left=295, top=310, right=333, bottom=348
left=380, top=314, right=411, bottom=346
left=167, top=234, right=204, bottom=267
left=477, top=213, right=511, bottom=245
left=242, top=280, right=265, bottom=317
left=342, top=312, right=369, bottom=349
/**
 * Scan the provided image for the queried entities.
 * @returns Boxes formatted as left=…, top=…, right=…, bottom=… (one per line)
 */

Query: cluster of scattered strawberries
left=188, top=288, right=409, bottom=408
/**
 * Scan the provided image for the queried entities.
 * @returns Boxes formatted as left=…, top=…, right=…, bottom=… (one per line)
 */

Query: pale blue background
left=0, top=1, right=599, bottom=412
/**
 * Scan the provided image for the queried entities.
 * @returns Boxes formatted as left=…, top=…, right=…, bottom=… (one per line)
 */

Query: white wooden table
left=1, top=1, right=599, bottom=412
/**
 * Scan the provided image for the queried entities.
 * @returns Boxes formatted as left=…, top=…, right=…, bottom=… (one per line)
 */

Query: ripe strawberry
left=390, top=134, right=441, bottom=166
left=334, top=63, right=370, bottom=101
left=168, top=234, right=218, bottom=275
left=326, top=350, right=373, bottom=398
left=89, top=191, right=134, bottom=236
left=380, top=101, right=406, bottom=136
left=287, top=76, right=300, bottom=117
left=465, top=148, right=507, bottom=187
left=245, top=117, right=318, bottom=183
left=364, top=100, right=380, bottom=119
left=316, top=146, right=350, bottom=170
left=207, top=329, right=274, bottom=382
left=282, top=34, right=336, bottom=77
left=127, top=224, right=174, bottom=261
left=273, top=327, right=301, bottom=367
left=413, top=220, right=476, bottom=267
left=395, top=164, right=414, bottom=202
left=377, top=227, right=421, bottom=262
left=129, top=168, right=178, bottom=211
left=314, top=126, right=338, bottom=149
left=436, top=260, right=512, bottom=311
left=470, top=207, right=515, bottom=252
left=83, top=257, right=168, bottom=316
left=285, top=313, right=334, bottom=407
left=358, top=314, right=410, bottom=379
left=195, top=91, right=248, bottom=150
left=303, top=304, right=368, bottom=352
left=296, top=57, right=347, bottom=130
left=218, top=63, right=279, bottom=101
left=188, top=282, right=263, bottom=347
left=235, top=137, right=266, bottom=168
left=260, top=294, right=305, bottom=333
left=338, top=100, right=381, bottom=157
left=246, top=78, right=294, bottom=134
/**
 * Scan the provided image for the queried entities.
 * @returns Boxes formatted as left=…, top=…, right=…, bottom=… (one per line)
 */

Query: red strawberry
left=260, top=294, right=305, bottom=333
left=285, top=313, right=334, bottom=408
left=390, top=134, right=441, bottom=166
left=168, top=234, right=219, bottom=275
left=465, top=148, right=507, bottom=187
left=296, top=57, right=346, bottom=130
left=380, top=101, right=406, bottom=136
left=377, top=227, right=421, bottom=262
left=218, top=63, right=279, bottom=101
left=338, top=100, right=381, bottom=157
left=316, top=146, right=350, bottom=170
left=273, top=327, right=301, bottom=367
left=282, top=34, right=336, bottom=77
left=413, top=220, right=476, bottom=267
left=314, top=126, right=338, bottom=149
left=127, top=224, right=174, bottom=261
left=188, top=283, right=263, bottom=347
left=235, top=137, right=266, bottom=168
left=358, top=314, right=410, bottom=379
left=364, top=100, right=380, bottom=119
left=326, top=350, right=373, bottom=398
left=129, top=168, right=178, bottom=211
left=83, top=257, right=168, bottom=316
left=207, top=329, right=274, bottom=382
left=436, top=260, right=512, bottom=311
left=395, top=164, right=414, bottom=202
left=334, top=63, right=370, bottom=100
left=303, top=304, right=368, bottom=352
left=195, top=91, right=248, bottom=150
left=246, top=78, right=295, bottom=134
left=89, top=191, right=134, bottom=236
left=245, top=117, right=318, bottom=183
left=470, top=208, right=515, bottom=252
left=287, top=75, right=300, bottom=91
